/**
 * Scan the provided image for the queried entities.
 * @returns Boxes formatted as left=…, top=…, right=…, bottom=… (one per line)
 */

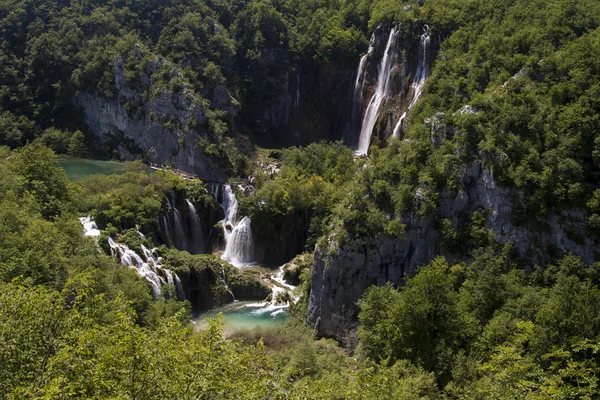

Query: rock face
left=156, top=189, right=223, bottom=255
left=75, top=53, right=230, bottom=182
left=261, top=63, right=356, bottom=146
left=307, top=162, right=600, bottom=344
left=253, top=210, right=310, bottom=264
left=307, top=219, right=438, bottom=345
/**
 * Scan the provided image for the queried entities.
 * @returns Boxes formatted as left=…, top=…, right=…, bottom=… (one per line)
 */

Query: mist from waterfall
left=356, top=26, right=401, bottom=155
left=212, top=184, right=255, bottom=267
left=393, top=27, right=431, bottom=138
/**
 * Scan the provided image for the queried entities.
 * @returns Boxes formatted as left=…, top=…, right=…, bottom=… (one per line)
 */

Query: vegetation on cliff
left=3, top=0, right=600, bottom=398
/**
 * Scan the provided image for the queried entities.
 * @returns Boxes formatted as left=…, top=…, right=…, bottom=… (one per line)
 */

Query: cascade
left=212, top=184, right=255, bottom=267
left=346, top=33, right=375, bottom=145
left=100, top=230, right=184, bottom=300
left=220, top=269, right=236, bottom=301
left=393, top=27, right=431, bottom=138
left=356, top=26, right=401, bottom=155
left=80, top=217, right=101, bottom=238
left=162, top=215, right=173, bottom=247
left=185, top=199, right=205, bottom=254
left=222, top=216, right=254, bottom=266
left=247, top=266, right=299, bottom=318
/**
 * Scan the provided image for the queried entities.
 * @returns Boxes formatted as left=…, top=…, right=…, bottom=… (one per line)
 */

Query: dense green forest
left=4, top=0, right=600, bottom=398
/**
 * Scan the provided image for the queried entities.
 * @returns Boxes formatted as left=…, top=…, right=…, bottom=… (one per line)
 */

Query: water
left=294, top=69, right=302, bottom=146
left=195, top=301, right=290, bottom=334
left=222, top=216, right=255, bottom=266
left=186, top=199, right=205, bottom=254
left=165, top=195, right=187, bottom=252
left=80, top=217, right=101, bottom=238
left=213, top=184, right=256, bottom=268
left=57, top=159, right=127, bottom=181
left=393, top=28, right=431, bottom=138
left=346, top=33, right=375, bottom=146
left=357, top=26, right=401, bottom=155
left=86, top=223, right=185, bottom=300
left=195, top=265, right=298, bottom=333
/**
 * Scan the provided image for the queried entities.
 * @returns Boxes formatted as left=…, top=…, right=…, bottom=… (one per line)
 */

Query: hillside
left=3, top=0, right=600, bottom=398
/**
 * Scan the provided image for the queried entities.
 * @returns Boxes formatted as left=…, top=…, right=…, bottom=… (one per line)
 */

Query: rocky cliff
left=260, top=62, right=356, bottom=147
left=75, top=50, right=232, bottom=182
left=307, top=156, right=600, bottom=344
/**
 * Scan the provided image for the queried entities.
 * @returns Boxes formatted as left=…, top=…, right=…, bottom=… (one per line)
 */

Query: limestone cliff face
left=307, top=160, right=599, bottom=344
left=307, top=218, right=438, bottom=345
left=75, top=53, right=231, bottom=182
left=262, top=62, right=357, bottom=147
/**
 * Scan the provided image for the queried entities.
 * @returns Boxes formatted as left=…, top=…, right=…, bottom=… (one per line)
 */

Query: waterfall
left=294, top=69, right=302, bottom=146
left=220, top=269, right=236, bottom=301
left=186, top=199, right=205, bottom=254
left=356, top=26, right=401, bottom=155
left=212, top=184, right=255, bottom=267
left=246, top=266, right=299, bottom=318
left=393, top=27, right=431, bottom=138
left=104, top=234, right=183, bottom=300
left=80, top=217, right=101, bottom=238
left=222, top=216, right=254, bottom=266
left=346, top=33, right=375, bottom=145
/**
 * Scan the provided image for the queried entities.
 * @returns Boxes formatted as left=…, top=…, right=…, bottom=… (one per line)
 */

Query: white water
left=347, top=34, right=376, bottom=145
left=393, top=28, right=431, bottom=138
left=246, top=266, right=299, bottom=318
left=186, top=199, right=205, bottom=254
left=294, top=70, right=302, bottom=145
left=98, top=228, right=184, bottom=300
left=357, top=26, right=400, bottom=155
left=213, top=184, right=255, bottom=267
left=80, top=217, right=101, bottom=238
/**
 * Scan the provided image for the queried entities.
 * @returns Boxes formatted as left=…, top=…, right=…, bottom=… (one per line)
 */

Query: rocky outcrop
left=229, top=270, right=271, bottom=301
left=283, top=253, right=313, bottom=286
left=307, top=218, right=438, bottom=345
left=75, top=51, right=231, bottom=182
left=307, top=161, right=600, bottom=344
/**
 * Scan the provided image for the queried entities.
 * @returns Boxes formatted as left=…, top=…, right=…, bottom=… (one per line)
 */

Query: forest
left=3, top=0, right=600, bottom=398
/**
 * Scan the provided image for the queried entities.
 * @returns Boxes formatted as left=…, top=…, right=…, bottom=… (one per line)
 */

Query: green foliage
left=358, top=250, right=600, bottom=395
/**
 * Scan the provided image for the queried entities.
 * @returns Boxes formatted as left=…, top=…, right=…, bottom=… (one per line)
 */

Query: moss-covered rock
left=228, top=269, right=271, bottom=301
left=283, top=253, right=313, bottom=286
left=158, top=247, right=270, bottom=310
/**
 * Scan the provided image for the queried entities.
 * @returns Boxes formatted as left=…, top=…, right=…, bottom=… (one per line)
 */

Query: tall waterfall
left=294, top=69, right=302, bottom=146
left=346, top=34, right=375, bottom=145
left=356, top=26, right=401, bottom=155
left=393, top=27, right=431, bottom=138
left=185, top=199, right=205, bottom=254
left=213, top=184, right=255, bottom=267
left=165, top=195, right=187, bottom=251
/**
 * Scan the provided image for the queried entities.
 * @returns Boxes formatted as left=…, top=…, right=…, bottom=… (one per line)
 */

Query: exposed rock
left=75, top=53, right=230, bottom=182
left=283, top=253, right=313, bottom=286
left=454, top=105, right=479, bottom=116
left=307, top=162, right=600, bottom=344
left=307, top=218, right=438, bottom=345
left=425, top=112, right=453, bottom=148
